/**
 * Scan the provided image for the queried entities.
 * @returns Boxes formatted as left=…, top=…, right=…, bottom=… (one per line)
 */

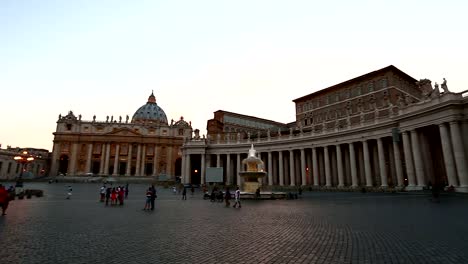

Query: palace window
left=179, top=129, right=184, bottom=135
left=368, top=82, right=374, bottom=92
left=381, top=78, right=388, bottom=88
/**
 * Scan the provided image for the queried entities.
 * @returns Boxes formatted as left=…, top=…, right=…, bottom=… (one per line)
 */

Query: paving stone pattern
left=0, top=183, right=467, bottom=264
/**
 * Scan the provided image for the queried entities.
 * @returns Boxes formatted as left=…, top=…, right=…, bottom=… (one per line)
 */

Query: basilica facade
left=182, top=65, right=468, bottom=192
left=50, top=92, right=193, bottom=180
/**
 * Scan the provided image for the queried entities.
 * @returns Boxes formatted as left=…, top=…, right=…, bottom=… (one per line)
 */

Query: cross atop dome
left=147, top=90, right=156, bottom=104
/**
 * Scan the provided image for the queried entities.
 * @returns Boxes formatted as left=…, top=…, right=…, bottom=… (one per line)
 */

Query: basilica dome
left=131, top=92, right=168, bottom=125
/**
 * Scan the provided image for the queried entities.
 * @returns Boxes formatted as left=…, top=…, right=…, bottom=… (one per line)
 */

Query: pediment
left=105, top=127, right=142, bottom=136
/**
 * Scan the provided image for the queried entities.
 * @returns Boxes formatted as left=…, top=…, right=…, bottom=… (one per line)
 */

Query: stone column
left=392, top=140, right=404, bottom=187
left=363, top=140, right=372, bottom=187
left=185, top=154, right=191, bottom=184
left=268, top=151, right=273, bottom=185
left=449, top=121, right=468, bottom=186
left=336, top=144, right=344, bottom=187
left=99, top=144, right=106, bottom=175
left=135, top=144, right=141, bottom=176
left=166, top=146, right=173, bottom=180
left=439, top=123, right=458, bottom=186
left=349, top=143, right=358, bottom=187
left=226, top=154, right=231, bottom=185
left=181, top=153, right=186, bottom=183
left=402, top=132, right=416, bottom=187
left=152, top=146, right=158, bottom=176
left=236, top=153, right=241, bottom=186
left=216, top=154, right=221, bottom=167
left=201, top=154, right=206, bottom=185
left=312, top=147, right=319, bottom=186
left=324, top=146, right=331, bottom=187
left=50, top=142, right=61, bottom=176
left=103, top=143, right=111, bottom=175
left=411, top=130, right=425, bottom=187
left=289, top=150, right=295, bottom=186
left=279, top=151, right=284, bottom=186
left=377, top=138, right=388, bottom=187
left=126, top=144, right=132, bottom=176
left=112, top=144, right=120, bottom=176
left=140, top=145, right=147, bottom=176
left=85, top=143, right=93, bottom=174
left=300, top=149, right=306, bottom=186
left=69, top=143, right=79, bottom=175
left=463, top=121, right=468, bottom=161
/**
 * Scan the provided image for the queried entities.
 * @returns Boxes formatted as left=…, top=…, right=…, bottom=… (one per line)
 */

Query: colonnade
left=182, top=120, right=468, bottom=191
left=63, top=142, right=176, bottom=177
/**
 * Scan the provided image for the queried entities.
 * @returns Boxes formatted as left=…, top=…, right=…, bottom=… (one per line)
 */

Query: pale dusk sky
left=1, top=0, right=467, bottom=151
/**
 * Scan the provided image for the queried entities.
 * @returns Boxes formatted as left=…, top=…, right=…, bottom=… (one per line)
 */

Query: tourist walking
left=99, top=185, right=106, bottom=202
left=125, top=183, right=129, bottom=199
left=255, top=188, right=261, bottom=200
left=224, top=187, right=231, bottom=207
left=233, top=186, right=241, bottom=208
left=144, top=187, right=152, bottom=210
left=191, top=185, right=195, bottom=196
left=66, top=186, right=72, bottom=200
left=182, top=186, right=187, bottom=200
left=105, top=187, right=111, bottom=206
left=118, top=187, right=125, bottom=205
left=150, top=185, right=157, bottom=210
left=110, top=188, right=117, bottom=205
left=0, top=184, right=10, bottom=215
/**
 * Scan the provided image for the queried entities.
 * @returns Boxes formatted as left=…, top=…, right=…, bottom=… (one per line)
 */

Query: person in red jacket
left=0, top=184, right=10, bottom=216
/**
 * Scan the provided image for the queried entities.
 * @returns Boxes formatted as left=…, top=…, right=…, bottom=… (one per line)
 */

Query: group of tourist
left=207, top=186, right=241, bottom=208
left=143, top=185, right=157, bottom=210
left=100, top=184, right=129, bottom=206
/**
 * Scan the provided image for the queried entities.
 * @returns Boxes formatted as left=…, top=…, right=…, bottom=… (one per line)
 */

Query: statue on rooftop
left=119, top=116, right=122, bottom=123
left=441, top=78, right=449, bottom=93
left=93, top=115, right=96, bottom=122
left=106, top=116, right=109, bottom=122
left=126, top=115, right=129, bottom=123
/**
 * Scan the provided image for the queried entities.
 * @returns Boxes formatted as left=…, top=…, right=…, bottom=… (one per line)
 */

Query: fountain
left=238, top=144, right=286, bottom=199
left=239, top=144, right=267, bottom=193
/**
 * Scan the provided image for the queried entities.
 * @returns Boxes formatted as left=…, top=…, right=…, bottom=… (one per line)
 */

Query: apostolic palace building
left=49, top=65, right=468, bottom=192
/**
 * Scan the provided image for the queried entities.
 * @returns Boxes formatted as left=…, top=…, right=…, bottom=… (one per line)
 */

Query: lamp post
left=13, top=150, right=35, bottom=188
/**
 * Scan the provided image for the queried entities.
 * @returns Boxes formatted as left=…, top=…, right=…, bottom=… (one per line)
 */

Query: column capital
left=438, top=123, right=447, bottom=128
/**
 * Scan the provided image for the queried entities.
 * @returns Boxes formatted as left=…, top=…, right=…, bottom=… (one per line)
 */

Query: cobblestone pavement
left=1, top=182, right=467, bottom=264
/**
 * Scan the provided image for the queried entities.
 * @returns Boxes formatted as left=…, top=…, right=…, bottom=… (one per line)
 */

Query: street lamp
left=13, top=150, right=35, bottom=188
